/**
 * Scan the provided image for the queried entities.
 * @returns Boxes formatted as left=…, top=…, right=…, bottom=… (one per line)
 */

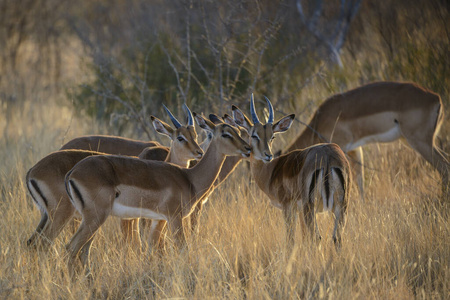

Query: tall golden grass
left=0, top=92, right=448, bottom=299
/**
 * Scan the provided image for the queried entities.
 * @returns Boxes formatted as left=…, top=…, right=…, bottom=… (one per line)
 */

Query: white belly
left=111, top=202, right=167, bottom=221
left=344, top=125, right=401, bottom=152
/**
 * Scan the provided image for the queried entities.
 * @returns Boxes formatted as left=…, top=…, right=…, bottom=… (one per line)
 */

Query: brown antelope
left=64, top=116, right=251, bottom=276
left=233, top=95, right=351, bottom=246
left=60, top=136, right=161, bottom=156
left=26, top=104, right=202, bottom=249
left=283, top=81, right=449, bottom=199
left=185, top=113, right=250, bottom=235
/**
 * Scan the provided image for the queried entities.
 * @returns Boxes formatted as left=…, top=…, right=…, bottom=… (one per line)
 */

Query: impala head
left=232, top=94, right=295, bottom=163
left=193, top=112, right=252, bottom=158
left=222, top=113, right=251, bottom=144
left=151, top=104, right=203, bottom=160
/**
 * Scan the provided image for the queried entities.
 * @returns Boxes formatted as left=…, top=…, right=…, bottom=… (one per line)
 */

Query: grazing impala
left=26, top=104, right=202, bottom=248
left=283, top=81, right=449, bottom=199
left=64, top=115, right=251, bottom=276
left=233, top=95, right=351, bottom=246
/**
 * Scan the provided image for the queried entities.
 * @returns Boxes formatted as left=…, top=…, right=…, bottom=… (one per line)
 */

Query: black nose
left=197, top=151, right=203, bottom=158
left=265, top=153, right=272, bottom=161
left=245, top=146, right=252, bottom=152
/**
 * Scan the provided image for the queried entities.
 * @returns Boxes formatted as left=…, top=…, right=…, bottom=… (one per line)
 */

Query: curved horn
left=250, top=93, right=260, bottom=125
left=163, top=104, right=182, bottom=129
left=183, top=103, right=194, bottom=126
left=264, top=96, right=274, bottom=124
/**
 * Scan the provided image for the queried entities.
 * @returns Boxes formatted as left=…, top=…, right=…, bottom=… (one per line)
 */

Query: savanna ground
left=0, top=0, right=449, bottom=299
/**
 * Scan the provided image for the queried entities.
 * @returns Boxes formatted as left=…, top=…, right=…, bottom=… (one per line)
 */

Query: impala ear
left=151, top=116, right=174, bottom=138
left=208, top=113, right=223, bottom=124
left=223, top=113, right=237, bottom=127
left=273, top=114, right=295, bottom=134
left=232, top=105, right=252, bottom=131
left=193, top=112, right=215, bottom=132
left=209, top=114, right=226, bottom=125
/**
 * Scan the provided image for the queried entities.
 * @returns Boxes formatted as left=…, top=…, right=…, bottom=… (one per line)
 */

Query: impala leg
left=120, top=218, right=142, bottom=248
left=283, top=203, right=297, bottom=245
left=27, top=211, right=48, bottom=247
left=189, top=201, right=203, bottom=235
left=406, top=138, right=449, bottom=199
left=66, top=214, right=108, bottom=279
left=332, top=204, right=346, bottom=248
left=40, top=197, right=76, bottom=244
left=303, top=201, right=320, bottom=242
left=347, top=148, right=364, bottom=201
left=148, top=220, right=167, bottom=254
left=167, top=214, right=187, bottom=248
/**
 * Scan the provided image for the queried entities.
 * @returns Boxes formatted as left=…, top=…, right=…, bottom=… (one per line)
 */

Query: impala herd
left=25, top=81, right=449, bottom=278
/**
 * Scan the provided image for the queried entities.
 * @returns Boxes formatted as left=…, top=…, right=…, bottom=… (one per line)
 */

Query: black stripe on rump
left=309, top=169, right=321, bottom=204
left=30, top=179, right=48, bottom=208
left=334, top=167, right=346, bottom=198
left=68, top=180, right=85, bottom=209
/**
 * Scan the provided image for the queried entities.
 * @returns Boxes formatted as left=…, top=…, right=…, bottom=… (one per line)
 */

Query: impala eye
left=252, top=135, right=260, bottom=141
left=177, top=136, right=186, bottom=142
left=222, top=133, right=232, bottom=138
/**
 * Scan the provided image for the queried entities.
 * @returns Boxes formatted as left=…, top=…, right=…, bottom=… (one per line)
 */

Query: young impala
left=283, top=81, right=449, bottom=199
left=233, top=95, right=351, bottom=246
left=26, top=105, right=202, bottom=249
left=64, top=115, right=251, bottom=276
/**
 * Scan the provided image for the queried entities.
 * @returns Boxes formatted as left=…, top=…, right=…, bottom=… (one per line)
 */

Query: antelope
left=64, top=115, right=251, bottom=276
left=60, top=135, right=162, bottom=156
left=186, top=113, right=250, bottom=235
left=283, top=81, right=449, bottom=200
left=26, top=104, right=203, bottom=249
left=233, top=95, right=351, bottom=246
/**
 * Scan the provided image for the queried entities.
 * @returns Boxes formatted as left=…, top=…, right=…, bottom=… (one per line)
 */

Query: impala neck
left=214, top=156, right=243, bottom=188
left=249, top=157, right=276, bottom=196
left=187, top=141, right=226, bottom=197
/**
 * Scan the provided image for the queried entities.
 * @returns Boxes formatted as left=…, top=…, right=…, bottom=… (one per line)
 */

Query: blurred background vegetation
left=0, top=0, right=448, bottom=141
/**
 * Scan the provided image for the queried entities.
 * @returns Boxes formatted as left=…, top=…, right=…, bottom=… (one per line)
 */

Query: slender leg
left=66, top=213, right=108, bottom=279
left=27, top=212, right=48, bottom=247
left=121, top=218, right=142, bottom=248
left=40, top=199, right=76, bottom=244
left=347, top=148, right=364, bottom=201
left=303, top=201, right=320, bottom=242
left=167, top=214, right=187, bottom=249
left=283, top=203, right=297, bottom=245
left=189, top=202, right=203, bottom=235
left=148, top=220, right=167, bottom=254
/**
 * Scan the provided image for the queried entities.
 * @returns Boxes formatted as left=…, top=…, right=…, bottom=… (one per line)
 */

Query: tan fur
left=64, top=121, right=251, bottom=277
left=285, top=81, right=449, bottom=199
left=60, top=135, right=161, bottom=156
left=233, top=98, right=351, bottom=246
left=26, top=111, right=203, bottom=249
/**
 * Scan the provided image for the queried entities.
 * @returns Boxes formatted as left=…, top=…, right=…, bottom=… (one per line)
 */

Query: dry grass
left=0, top=96, right=449, bottom=299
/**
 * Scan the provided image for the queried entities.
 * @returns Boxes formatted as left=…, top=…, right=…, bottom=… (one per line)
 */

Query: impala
left=186, top=113, right=250, bottom=235
left=60, top=135, right=161, bottom=156
left=26, top=104, right=202, bottom=249
left=283, top=81, right=449, bottom=199
left=233, top=95, right=351, bottom=245
left=64, top=116, right=251, bottom=276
